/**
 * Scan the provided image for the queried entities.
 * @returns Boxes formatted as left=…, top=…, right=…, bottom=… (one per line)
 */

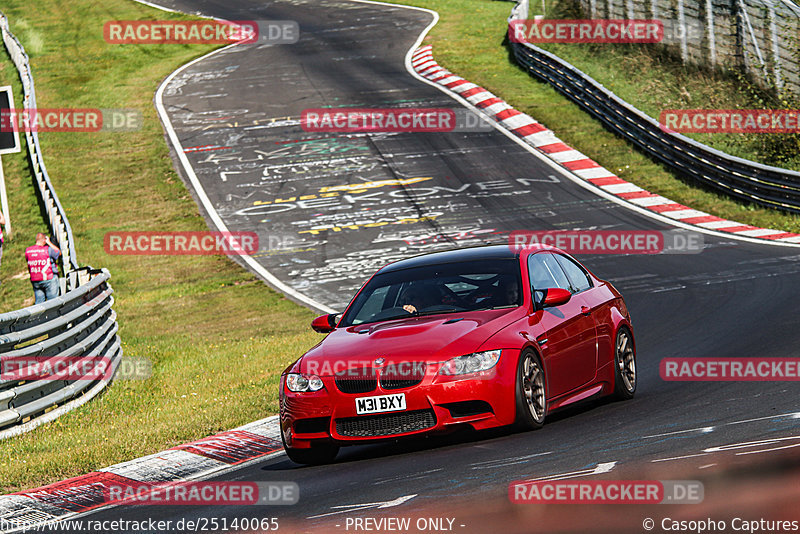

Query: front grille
left=335, top=376, right=377, bottom=394
left=380, top=363, right=425, bottom=390
left=380, top=378, right=423, bottom=390
left=336, top=409, right=436, bottom=437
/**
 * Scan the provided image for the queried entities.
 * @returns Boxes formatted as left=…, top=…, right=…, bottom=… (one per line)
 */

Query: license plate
left=355, top=393, right=406, bottom=415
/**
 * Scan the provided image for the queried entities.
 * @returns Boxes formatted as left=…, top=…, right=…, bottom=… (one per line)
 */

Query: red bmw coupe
left=279, top=244, right=636, bottom=464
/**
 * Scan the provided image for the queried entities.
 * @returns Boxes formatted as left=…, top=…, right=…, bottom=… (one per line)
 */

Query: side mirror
left=311, top=313, right=338, bottom=333
left=542, top=288, right=571, bottom=308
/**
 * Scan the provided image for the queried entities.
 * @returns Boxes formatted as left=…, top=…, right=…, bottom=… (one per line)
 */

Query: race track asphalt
left=81, top=0, right=800, bottom=531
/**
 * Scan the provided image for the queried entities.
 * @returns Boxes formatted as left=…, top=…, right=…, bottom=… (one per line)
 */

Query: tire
left=281, top=424, right=339, bottom=465
left=515, top=349, right=547, bottom=430
left=612, top=326, right=637, bottom=400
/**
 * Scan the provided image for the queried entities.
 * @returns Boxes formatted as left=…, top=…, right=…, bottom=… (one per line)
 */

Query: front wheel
left=515, top=350, right=547, bottom=430
left=612, top=327, right=636, bottom=400
left=281, top=425, right=339, bottom=465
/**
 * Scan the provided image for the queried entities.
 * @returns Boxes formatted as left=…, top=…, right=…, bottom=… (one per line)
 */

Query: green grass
left=397, top=0, right=800, bottom=232
left=536, top=0, right=800, bottom=171
left=2, top=0, right=800, bottom=493
left=0, top=0, right=318, bottom=492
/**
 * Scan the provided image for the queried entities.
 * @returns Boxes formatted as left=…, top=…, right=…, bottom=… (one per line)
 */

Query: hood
left=298, top=308, right=523, bottom=375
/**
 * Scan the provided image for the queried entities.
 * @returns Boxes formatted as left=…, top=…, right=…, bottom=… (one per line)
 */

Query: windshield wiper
left=355, top=308, right=462, bottom=326
left=468, top=304, right=518, bottom=311
left=415, top=308, right=460, bottom=317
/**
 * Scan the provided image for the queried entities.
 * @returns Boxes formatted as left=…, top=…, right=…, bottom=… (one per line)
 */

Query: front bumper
left=279, top=350, right=519, bottom=449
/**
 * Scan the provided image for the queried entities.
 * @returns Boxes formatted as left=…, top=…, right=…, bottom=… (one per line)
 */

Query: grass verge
left=399, top=0, right=800, bottom=232
left=0, top=0, right=317, bottom=492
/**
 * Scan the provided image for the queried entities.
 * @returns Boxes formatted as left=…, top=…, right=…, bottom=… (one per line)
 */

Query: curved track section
left=82, top=0, right=800, bottom=529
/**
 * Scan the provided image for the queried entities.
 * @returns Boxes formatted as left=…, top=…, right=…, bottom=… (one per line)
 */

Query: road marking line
left=307, top=494, right=418, bottom=519
left=651, top=452, right=711, bottom=463
left=642, top=426, right=715, bottom=439
left=520, top=461, right=617, bottom=483
left=470, top=451, right=553, bottom=469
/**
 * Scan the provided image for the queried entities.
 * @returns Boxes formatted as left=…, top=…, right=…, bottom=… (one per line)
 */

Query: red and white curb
left=412, top=45, right=800, bottom=245
left=0, top=416, right=282, bottom=532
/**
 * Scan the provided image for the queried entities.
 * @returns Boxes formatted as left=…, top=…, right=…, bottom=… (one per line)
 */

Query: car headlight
left=438, top=350, right=502, bottom=376
left=286, top=373, right=325, bottom=392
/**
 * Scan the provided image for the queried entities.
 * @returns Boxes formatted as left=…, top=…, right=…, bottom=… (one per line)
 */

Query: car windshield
left=339, top=259, right=522, bottom=327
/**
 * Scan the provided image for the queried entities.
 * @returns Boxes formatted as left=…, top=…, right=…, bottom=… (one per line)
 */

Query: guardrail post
left=677, top=0, right=688, bottom=63
left=705, top=0, right=717, bottom=65
left=767, top=1, right=782, bottom=90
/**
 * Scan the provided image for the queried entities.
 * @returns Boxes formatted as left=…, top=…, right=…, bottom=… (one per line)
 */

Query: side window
left=554, top=254, right=592, bottom=293
left=528, top=253, right=571, bottom=304
left=541, top=253, right=572, bottom=290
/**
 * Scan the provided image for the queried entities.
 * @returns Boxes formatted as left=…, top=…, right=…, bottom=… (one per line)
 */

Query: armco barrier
left=0, top=12, right=121, bottom=437
left=507, top=0, right=800, bottom=214
left=0, top=270, right=121, bottom=438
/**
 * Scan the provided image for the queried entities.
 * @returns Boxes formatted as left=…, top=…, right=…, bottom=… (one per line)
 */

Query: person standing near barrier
left=25, top=232, right=61, bottom=303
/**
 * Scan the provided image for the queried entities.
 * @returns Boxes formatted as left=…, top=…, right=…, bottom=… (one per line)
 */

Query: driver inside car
left=498, top=276, right=520, bottom=307
left=399, top=284, right=440, bottom=314
left=469, top=276, right=520, bottom=309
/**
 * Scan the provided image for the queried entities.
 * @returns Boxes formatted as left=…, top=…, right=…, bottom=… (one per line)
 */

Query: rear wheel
left=612, top=327, right=636, bottom=400
left=515, top=350, right=546, bottom=430
left=281, top=425, right=339, bottom=465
